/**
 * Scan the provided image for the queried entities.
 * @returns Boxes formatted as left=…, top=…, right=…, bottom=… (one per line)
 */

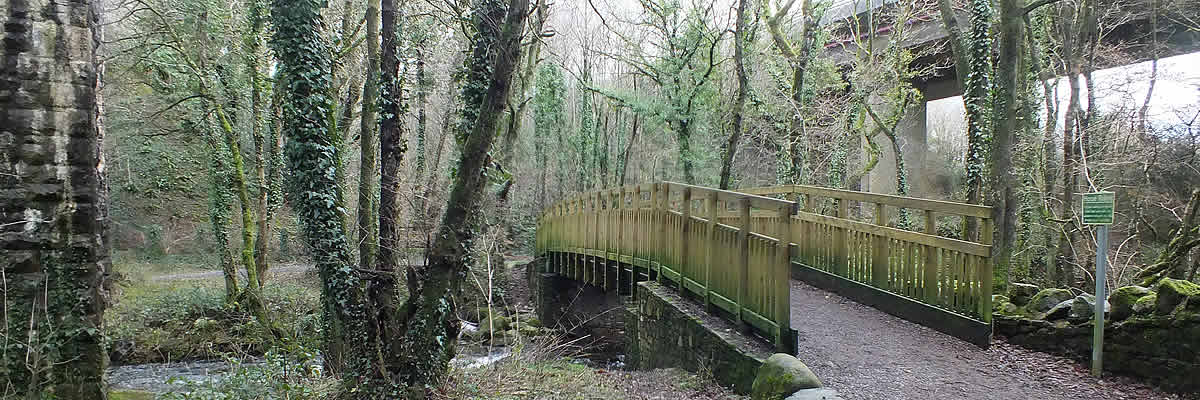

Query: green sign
left=1082, top=192, right=1115, bottom=225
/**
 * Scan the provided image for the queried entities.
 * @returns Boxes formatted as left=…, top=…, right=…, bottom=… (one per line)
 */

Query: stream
left=107, top=347, right=513, bottom=394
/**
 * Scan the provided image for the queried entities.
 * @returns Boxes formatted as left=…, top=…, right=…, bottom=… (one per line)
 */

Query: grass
left=439, top=359, right=743, bottom=400
left=106, top=255, right=322, bottom=365
left=108, top=389, right=156, bottom=400
left=112, top=250, right=216, bottom=283
left=103, top=253, right=741, bottom=400
left=437, top=337, right=744, bottom=400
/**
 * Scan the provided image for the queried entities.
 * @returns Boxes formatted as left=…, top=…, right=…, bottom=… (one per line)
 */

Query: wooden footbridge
left=535, top=182, right=997, bottom=351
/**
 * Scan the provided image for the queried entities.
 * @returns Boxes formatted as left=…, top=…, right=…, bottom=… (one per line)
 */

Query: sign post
left=1082, top=191, right=1115, bottom=377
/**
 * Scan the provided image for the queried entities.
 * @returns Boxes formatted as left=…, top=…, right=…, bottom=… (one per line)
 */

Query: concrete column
left=1, top=0, right=108, bottom=397
left=900, top=100, right=928, bottom=195
left=867, top=100, right=927, bottom=196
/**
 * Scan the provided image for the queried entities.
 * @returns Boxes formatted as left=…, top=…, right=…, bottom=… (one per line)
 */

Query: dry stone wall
left=993, top=280, right=1200, bottom=392
left=0, top=0, right=107, bottom=397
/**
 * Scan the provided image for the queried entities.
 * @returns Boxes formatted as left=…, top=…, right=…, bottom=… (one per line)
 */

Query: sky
left=928, top=50, right=1200, bottom=145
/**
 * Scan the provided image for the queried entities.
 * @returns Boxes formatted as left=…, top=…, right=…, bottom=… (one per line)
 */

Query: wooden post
left=705, top=192, right=718, bottom=308
left=596, top=191, right=603, bottom=288
left=737, top=197, right=751, bottom=327
left=680, top=187, right=692, bottom=293
left=651, top=184, right=663, bottom=283
left=775, top=203, right=794, bottom=352
left=873, top=202, right=889, bottom=289
left=980, top=217, right=994, bottom=323
left=924, top=210, right=939, bottom=302
left=632, top=186, right=641, bottom=295
left=571, top=198, right=577, bottom=279
left=836, top=198, right=849, bottom=277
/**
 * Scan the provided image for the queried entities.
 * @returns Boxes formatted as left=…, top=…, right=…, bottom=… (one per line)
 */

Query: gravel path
left=790, top=281, right=1188, bottom=400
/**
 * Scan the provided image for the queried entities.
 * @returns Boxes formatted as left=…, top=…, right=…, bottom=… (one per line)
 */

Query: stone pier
left=1, top=0, right=108, bottom=397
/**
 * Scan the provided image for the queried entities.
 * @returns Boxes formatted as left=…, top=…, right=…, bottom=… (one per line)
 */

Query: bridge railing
left=536, top=182, right=797, bottom=351
left=741, top=185, right=995, bottom=323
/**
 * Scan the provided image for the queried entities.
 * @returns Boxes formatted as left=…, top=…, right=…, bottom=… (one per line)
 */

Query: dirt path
left=151, top=255, right=429, bottom=282
left=790, top=281, right=1187, bottom=400
left=151, top=262, right=315, bottom=282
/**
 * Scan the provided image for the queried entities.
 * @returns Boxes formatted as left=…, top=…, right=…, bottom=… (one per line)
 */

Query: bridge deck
left=789, top=281, right=1155, bottom=400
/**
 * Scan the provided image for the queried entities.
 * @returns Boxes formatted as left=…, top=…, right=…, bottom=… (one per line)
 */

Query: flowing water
left=107, top=347, right=512, bottom=394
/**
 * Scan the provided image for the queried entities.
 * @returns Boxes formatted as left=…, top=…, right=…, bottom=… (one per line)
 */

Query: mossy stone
left=995, top=302, right=1020, bottom=316
left=1107, top=286, right=1150, bottom=321
left=751, top=353, right=822, bottom=400
left=992, top=295, right=1010, bottom=310
left=1155, top=279, right=1200, bottom=315
left=1068, top=294, right=1108, bottom=322
left=1132, top=293, right=1158, bottom=315
left=1008, top=283, right=1041, bottom=306
left=1044, top=299, right=1073, bottom=321
left=785, top=388, right=845, bottom=400
left=1027, top=288, right=1073, bottom=314
left=518, top=324, right=540, bottom=337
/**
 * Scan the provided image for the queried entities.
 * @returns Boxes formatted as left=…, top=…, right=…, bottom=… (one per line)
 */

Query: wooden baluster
left=873, top=202, right=889, bottom=289
left=775, top=203, right=794, bottom=352
left=737, top=197, right=751, bottom=327
left=924, top=210, right=939, bottom=302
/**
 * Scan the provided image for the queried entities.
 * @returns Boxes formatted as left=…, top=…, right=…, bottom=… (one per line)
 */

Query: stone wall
left=627, top=282, right=772, bottom=394
left=994, top=280, right=1200, bottom=392
left=529, top=264, right=627, bottom=355
left=0, top=0, right=108, bottom=397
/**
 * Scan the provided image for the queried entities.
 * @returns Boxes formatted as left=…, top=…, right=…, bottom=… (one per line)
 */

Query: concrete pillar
left=867, top=100, right=927, bottom=196
left=1, top=1, right=108, bottom=397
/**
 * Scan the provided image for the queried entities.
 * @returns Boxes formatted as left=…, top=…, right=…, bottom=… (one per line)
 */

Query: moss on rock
left=992, top=295, right=1010, bottom=310
left=995, top=302, right=1020, bottom=316
left=1027, top=288, right=1073, bottom=314
left=1108, top=286, right=1150, bottom=321
left=1133, top=293, right=1158, bottom=315
left=1008, top=283, right=1041, bottom=306
left=751, top=354, right=822, bottom=400
left=1155, top=279, right=1200, bottom=315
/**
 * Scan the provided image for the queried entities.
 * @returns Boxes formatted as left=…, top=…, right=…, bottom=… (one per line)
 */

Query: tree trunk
left=1024, top=14, right=1059, bottom=283
left=619, top=83, right=640, bottom=186
left=962, top=0, right=992, bottom=240
left=416, top=51, right=428, bottom=182
left=213, top=104, right=277, bottom=337
left=246, top=2, right=272, bottom=289
left=390, top=0, right=530, bottom=394
left=1056, top=0, right=1083, bottom=287
left=676, top=119, right=696, bottom=184
left=358, top=0, right=381, bottom=272
left=1138, top=190, right=1200, bottom=285
left=935, top=0, right=990, bottom=240
left=204, top=127, right=240, bottom=303
left=379, top=0, right=407, bottom=273
left=499, top=0, right=548, bottom=170
left=989, top=0, right=1023, bottom=290
left=720, top=0, right=752, bottom=190
left=270, top=0, right=374, bottom=391
left=762, top=0, right=816, bottom=185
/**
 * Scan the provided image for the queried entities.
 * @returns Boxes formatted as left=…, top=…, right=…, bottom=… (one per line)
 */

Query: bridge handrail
left=741, top=184, right=994, bottom=323
left=741, top=184, right=993, bottom=218
left=536, top=181, right=797, bottom=351
left=536, top=181, right=995, bottom=352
